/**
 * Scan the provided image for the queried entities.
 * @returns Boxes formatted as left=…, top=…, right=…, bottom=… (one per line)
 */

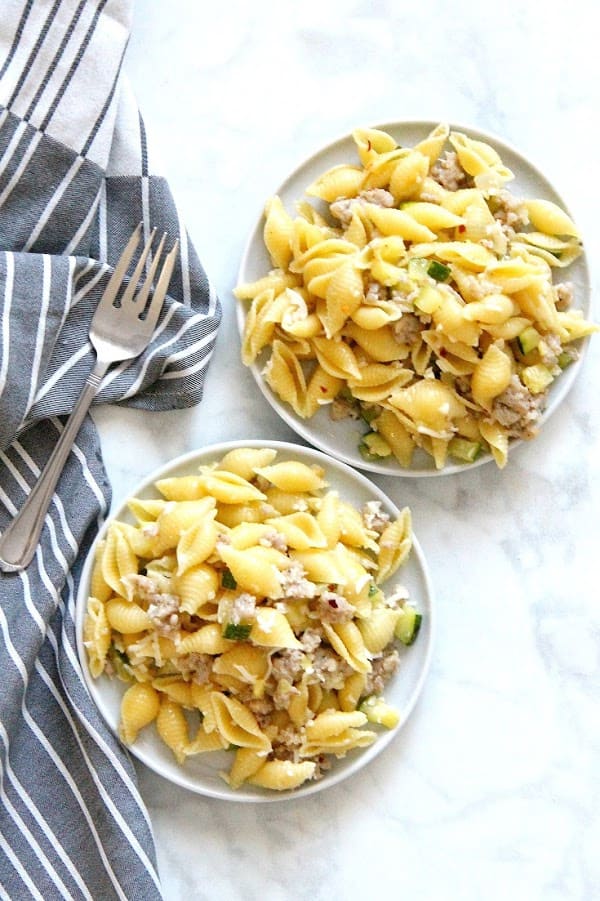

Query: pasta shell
left=312, top=335, right=362, bottom=380
left=217, top=446, right=277, bottom=481
left=225, top=748, right=266, bottom=789
left=449, top=131, right=513, bottom=186
left=177, top=623, right=231, bottom=655
left=306, top=164, right=365, bottom=202
left=199, top=471, right=266, bottom=505
left=363, top=204, right=436, bottom=242
left=471, top=343, right=513, bottom=409
left=263, top=339, right=308, bottom=418
left=210, top=692, right=271, bottom=752
left=263, top=196, right=294, bottom=269
left=303, top=366, right=344, bottom=418
left=352, top=127, right=398, bottom=165
left=152, top=679, right=193, bottom=707
left=83, top=597, right=111, bottom=677
left=524, top=199, right=580, bottom=238
left=264, top=512, right=327, bottom=550
left=414, top=122, right=450, bottom=164
left=89, top=541, right=112, bottom=603
left=155, top=476, right=207, bottom=501
left=377, top=507, right=412, bottom=584
left=250, top=607, right=303, bottom=650
left=388, top=150, right=429, bottom=201
left=156, top=698, right=190, bottom=764
left=322, top=621, right=371, bottom=674
left=337, top=672, right=367, bottom=713
left=401, top=201, right=463, bottom=230
left=102, top=524, right=139, bottom=597
left=248, top=760, right=316, bottom=791
left=255, top=460, right=326, bottom=492
left=234, top=269, right=298, bottom=301
left=323, top=260, right=364, bottom=337
left=218, top=545, right=287, bottom=598
left=358, top=607, right=401, bottom=653
left=153, top=498, right=218, bottom=555
left=174, top=564, right=219, bottom=615
left=176, top=513, right=218, bottom=574
left=372, top=409, right=415, bottom=468
left=187, top=725, right=228, bottom=755
left=106, top=598, right=152, bottom=634
left=478, top=419, right=509, bottom=468
left=119, top=683, right=160, bottom=745
left=388, top=379, right=465, bottom=434
left=462, top=294, right=517, bottom=324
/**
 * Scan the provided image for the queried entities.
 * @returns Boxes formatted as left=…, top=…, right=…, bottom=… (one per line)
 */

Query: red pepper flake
left=328, top=598, right=339, bottom=608
left=458, top=224, right=466, bottom=233
left=439, top=347, right=448, bottom=357
left=320, top=385, right=327, bottom=393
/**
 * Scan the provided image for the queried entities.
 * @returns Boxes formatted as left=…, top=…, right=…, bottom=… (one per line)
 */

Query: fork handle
left=0, top=358, right=109, bottom=573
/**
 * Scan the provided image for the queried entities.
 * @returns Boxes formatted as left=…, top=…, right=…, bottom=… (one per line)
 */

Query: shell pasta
left=235, top=123, right=597, bottom=470
left=83, top=447, right=422, bottom=792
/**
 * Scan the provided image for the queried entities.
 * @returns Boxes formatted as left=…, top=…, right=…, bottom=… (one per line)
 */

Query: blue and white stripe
left=0, top=2, right=221, bottom=898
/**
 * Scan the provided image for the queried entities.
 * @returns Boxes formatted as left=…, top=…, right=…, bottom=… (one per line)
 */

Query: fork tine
left=98, top=222, right=143, bottom=308
left=143, top=239, right=179, bottom=327
left=119, top=226, right=157, bottom=307
left=132, top=231, right=167, bottom=315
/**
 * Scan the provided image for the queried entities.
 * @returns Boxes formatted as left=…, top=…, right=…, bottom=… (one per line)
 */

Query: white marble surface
left=93, top=1, right=600, bottom=899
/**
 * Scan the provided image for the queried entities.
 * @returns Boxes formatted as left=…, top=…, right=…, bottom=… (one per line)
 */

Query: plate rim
left=75, top=438, right=435, bottom=803
left=235, top=119, right=593, bottom=478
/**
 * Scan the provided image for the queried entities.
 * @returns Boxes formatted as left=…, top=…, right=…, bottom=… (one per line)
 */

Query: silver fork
left=0, top=223, right=179, bottom=573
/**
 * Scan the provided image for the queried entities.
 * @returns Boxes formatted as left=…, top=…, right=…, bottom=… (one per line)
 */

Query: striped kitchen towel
left=0, top=2, right=221, bottom=899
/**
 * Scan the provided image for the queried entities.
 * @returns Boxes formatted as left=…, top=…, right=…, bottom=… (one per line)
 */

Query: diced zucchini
left=414, top=284, right=443, bottom=314
left=359, top=431, right=392, bottom=461
left=517, top=326, right=540, bottom=355
left=448, top=437, right=482, bottom=464
left=521, top=363, right=553, bottom=394
left=109, top=646, right=133, bottom=682
left=407, top=257, right=450, bottom=284
left=427, top=260, right=451, bottom=282
left=395, top=603, right=422, bottom=646
left=222, top=622, right=251, bottom=640
left=407, top=257, right=430, bottom=281
left=360, top=402, right=380, bottom=424
left=558, top=350, right=575, bottom=369
left=221, top=568, right=237, bottom=589
left=359, top=695, right=400, bottom=729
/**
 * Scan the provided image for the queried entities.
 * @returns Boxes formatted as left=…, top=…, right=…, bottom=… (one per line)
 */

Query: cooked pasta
left=235, top=123, right=597, bottom=469
left=84, top=447, right=422, bottom=792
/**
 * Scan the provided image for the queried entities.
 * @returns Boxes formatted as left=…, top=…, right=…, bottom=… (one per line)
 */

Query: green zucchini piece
left=521, top=363, right=553, bottom=394
left=358, top=431, right=392, bottom=461
left=407, top=257, right=430, bottom=281
left=448, top=437, right=482, bottom=464
left=223, top=622, right=251, bottom=640
left=558, top=350, right=575, bottom=369
left=395, top=603, right=422, bottom=646
left=517, top=326, right=540, bottom=355
left=427, top=260, right=451, bottom=282
left=359, top=695, right=400, bottom=729
left=221, top=568, right=237, bottom=589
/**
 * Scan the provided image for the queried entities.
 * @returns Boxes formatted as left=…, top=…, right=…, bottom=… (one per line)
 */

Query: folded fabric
left=0, top=2, right=221, bottom=898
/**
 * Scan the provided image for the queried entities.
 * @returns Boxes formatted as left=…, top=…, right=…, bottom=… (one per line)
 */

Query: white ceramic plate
left=236, top=120, right=592, bottom=476
left=76, top=440, right=434, bottom=802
